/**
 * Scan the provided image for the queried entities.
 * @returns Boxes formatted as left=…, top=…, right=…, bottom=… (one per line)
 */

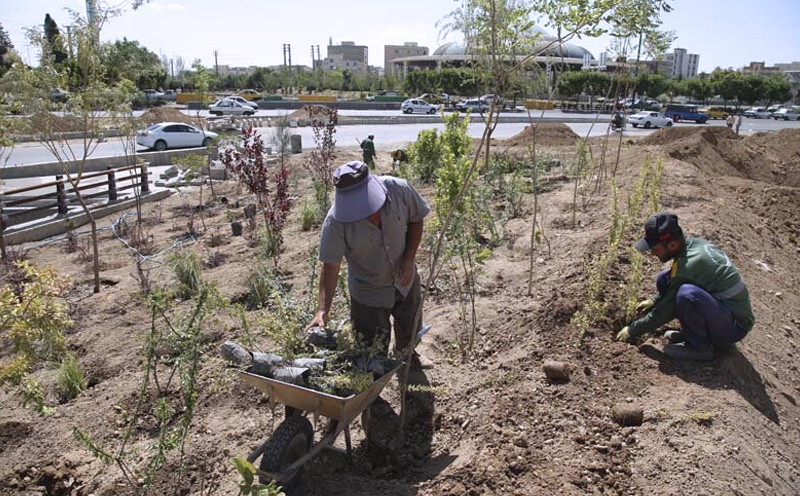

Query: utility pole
left=214, top=50, right=219, bottom=76
left=170, top=59, right=174, bottom=78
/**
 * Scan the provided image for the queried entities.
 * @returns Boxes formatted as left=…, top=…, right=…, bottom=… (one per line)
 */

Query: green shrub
left=171, top=251, right=202, bottom=298
left=408, top=129, right=443, bottom=183
left=246, top=265, right=280, bottom=309
left=300, top=201, right=316, bottom=231
left=258, top=228, right=279, bottom=260
left=56, top=354, right=87, bottom=402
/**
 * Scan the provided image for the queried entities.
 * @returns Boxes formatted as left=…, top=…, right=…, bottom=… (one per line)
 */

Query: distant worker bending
left=616, top=213, right=754, bottom=361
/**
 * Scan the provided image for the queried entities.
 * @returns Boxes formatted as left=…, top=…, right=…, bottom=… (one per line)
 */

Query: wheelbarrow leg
left=344, top=425, right=353, bottom=462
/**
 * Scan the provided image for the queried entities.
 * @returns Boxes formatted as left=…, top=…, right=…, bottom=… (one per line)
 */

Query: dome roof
left=433, top=26, right=594, bottom=60
left=433, top=42, right=468, bottom=56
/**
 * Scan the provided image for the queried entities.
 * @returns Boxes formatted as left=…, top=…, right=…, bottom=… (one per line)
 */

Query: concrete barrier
left=2, top=189, right=172, bottom=246
left=0, top=149, right=208, bottom=180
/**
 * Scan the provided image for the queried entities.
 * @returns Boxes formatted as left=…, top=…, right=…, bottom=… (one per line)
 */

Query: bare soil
left=137, top=107, right=202, bottom=127
left=1, top=127, right=799, bottom=496
left=503, top=123, right=581, bottom=147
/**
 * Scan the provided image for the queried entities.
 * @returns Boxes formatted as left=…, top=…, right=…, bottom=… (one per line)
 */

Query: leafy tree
left=104, top=38, right=166, bottom=89
left=763, top=74, right=792, bottom=107
left=5, top=11, right=136, bottom=293
left=0, top=21, right=16, bottom=76
left=635, top=72, right=666, bottom=98
left=738, top=74, right=765, bottom=106
left=44, top=14, right=68, bottom=65
left=684, top=78, right=713, bottom=103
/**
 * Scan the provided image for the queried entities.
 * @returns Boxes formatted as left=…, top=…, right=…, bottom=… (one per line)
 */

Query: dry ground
left=1, top=126, right=799, bottom=496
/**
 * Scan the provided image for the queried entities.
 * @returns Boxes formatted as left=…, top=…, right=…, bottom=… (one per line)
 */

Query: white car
left=771, top=108, right=800, bottom=121
left=744, top=107, right=771, bottom=119
left=224, top=95, right=258, bottom=109
left=136, top=122, right=218, bottom=151
left=401, top=99, right=439, bottom=114
left=209, top=99, right=256, bottom=116
left=628, top=111, right=674, bottom=129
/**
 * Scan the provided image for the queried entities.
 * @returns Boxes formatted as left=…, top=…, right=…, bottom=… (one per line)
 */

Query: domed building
left=390, top=26, right=606, bottom=76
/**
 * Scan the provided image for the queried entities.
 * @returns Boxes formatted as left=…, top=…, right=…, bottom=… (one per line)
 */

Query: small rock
left=611, top=405, right=644, bottom=427
left=543, top=360, right=571, bottom=382
left=594, top=444, right=609, bottom=453
left=513, top=437, right=529, bottom=448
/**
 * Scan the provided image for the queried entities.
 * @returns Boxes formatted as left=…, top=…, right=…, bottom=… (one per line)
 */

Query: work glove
left=635, top=299, right=655, bottom=314
left=616, top=326, right=632, bottom=343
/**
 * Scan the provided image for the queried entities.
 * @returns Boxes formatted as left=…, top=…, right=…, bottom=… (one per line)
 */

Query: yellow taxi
left=699, top=107, right=730, bottom=120
left=235, top=89, right=262, bottom=101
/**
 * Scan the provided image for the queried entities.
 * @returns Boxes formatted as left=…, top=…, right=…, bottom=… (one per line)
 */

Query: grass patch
left=56, top=355, right=87, bottom=403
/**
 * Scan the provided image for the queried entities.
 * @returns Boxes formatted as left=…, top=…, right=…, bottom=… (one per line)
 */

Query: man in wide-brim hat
left=307, top=161, right=431, bottom=368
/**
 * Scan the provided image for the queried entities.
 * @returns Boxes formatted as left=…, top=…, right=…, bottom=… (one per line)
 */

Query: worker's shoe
left=664, top=343, right=714, bottom=362
left=410, top=353, right=434, bottom=370
left=663, top=330, right=686, bottom=344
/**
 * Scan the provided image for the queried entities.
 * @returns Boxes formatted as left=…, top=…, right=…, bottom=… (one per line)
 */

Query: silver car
left=401, top=99, right=438, bottom=114
left=209, top=99, right=256, bottom=116
left=136, top=122, right=218, bottom=151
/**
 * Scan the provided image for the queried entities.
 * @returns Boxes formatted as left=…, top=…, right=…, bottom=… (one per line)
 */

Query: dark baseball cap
left=634, top=213, right=683, bottom=252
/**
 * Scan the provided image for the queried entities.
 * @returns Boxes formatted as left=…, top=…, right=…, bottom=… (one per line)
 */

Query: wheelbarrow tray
left=238, top=360, right=402, bottom=422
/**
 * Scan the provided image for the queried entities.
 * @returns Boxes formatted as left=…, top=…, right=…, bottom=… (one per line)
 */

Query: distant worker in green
left=361, top=134, right=376, bottom=169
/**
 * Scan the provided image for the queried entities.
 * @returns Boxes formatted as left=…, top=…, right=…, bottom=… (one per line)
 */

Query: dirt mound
left=639, top=125, right=739, bottom=146
left=744, top=129, right=800, bottom=187
left=22, top=112, right=85, bottom=134
left=503, top=123, right=580, bottom=147
left=137, top=107, right=198, bottom=126
left=641, top=126, right=783, bottom=184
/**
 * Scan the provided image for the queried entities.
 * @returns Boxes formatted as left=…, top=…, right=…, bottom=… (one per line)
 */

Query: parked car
left=401, top=99, right=439, bottom=114
left=664, top=104, right=709, bottom=123
left=628, top=111, right=674, bottom=129
left=699, top=107, right=730, bottom=120
left=418, top=93, right=449, bottom=104
left=630, top=99, right=661, bottom=111
left=136, top=122, right=218, bottom=151
left=235, top=89, right=262, bottom=101
left=209, top=99, right=256, bottom=116
left=772, top=108, right=800, bottom=121
left=479, top=94, right=505, bottom=108
left=224, top=95, right=258, bottom=109
left=744, top=107, right=771, bottom=119
left=457, top=99, right=490, bottom=113
left=766, top=105, right=782, bottom=114
left=49, top=88, right=69, bottom=103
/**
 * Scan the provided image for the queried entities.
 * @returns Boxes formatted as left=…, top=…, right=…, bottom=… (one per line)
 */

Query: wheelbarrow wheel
left=259, top=415, right=313, bottom=494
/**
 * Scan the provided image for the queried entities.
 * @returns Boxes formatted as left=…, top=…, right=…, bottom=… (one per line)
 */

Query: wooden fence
left=0, top=163, right=150, bottom=259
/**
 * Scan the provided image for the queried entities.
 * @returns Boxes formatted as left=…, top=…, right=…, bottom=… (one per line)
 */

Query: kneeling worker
left=616, top=213, right=754, bottom=361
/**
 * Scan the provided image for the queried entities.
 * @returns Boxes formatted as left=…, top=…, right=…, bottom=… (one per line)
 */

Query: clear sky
left=2, top=0, right=799, bottom=73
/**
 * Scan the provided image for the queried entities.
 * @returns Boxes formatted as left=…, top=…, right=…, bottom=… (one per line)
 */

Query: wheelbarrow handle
left=416, top=324, right=432, bottom=341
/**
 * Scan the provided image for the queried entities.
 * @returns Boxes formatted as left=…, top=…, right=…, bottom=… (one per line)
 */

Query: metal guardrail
left=0, top=163, right=151, bottom=259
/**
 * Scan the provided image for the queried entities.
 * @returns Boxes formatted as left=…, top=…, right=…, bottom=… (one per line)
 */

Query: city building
left=385, top=42, right=429, bottom=73
left=740, top=60, right=800, bottom=75
left=669, top=48, right=699, bottom=79
left=215, top=65, right=257, bottom=76
left=389, top=26, right=599, bottom=77
left=322, top=40, right=369, bottom=72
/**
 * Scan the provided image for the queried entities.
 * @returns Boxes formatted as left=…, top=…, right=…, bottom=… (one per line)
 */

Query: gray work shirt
left=319, top=177, right=430, bottom=308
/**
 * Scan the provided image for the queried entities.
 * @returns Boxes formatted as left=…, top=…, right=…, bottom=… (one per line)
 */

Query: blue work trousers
left=656, top=270, right=748, bottom=350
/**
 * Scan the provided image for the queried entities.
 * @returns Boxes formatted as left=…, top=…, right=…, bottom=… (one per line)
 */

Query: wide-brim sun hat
left=332, top=161, right=386, bottom=222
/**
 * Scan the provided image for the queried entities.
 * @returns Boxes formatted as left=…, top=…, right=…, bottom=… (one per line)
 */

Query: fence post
left=56, top=175, right=68, bottom=216
left=107, top=166, right=117, bottom=202
left=140, top=163, right=150, bottom=194
left=0, top=192, right=6, bottom=260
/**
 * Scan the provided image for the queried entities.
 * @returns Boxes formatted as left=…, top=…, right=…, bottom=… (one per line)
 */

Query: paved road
left=5, top=117, right=798, bottom=167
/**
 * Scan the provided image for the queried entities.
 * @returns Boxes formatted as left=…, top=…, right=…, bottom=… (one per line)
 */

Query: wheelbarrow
left=238, top=325, right=431, bottom=493
left=239, top=359, right=401, bottom=492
